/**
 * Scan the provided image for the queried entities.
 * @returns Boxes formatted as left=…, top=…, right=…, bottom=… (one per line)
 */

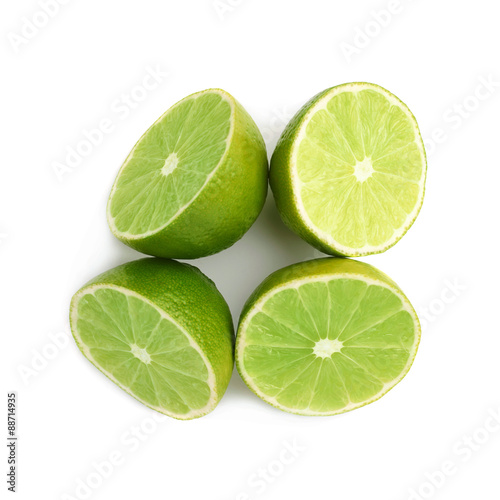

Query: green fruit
left=107, top=89, right=268, bottom=259
left=70, top=258, right=234, bottom=420
left=236, top=258, right=420, bottom=416
left=270, top=82, right=427, bottom=257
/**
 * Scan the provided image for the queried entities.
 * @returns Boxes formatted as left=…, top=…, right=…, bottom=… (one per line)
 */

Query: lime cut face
left=270, top=82, right=427, bottom=257
left=74, top=286, right=213, bottom=417
left=236, top=258, right=420, bottom=416
left=108, top=91, right=232, bottom=236
left=70, top=258, right=234, bottom=420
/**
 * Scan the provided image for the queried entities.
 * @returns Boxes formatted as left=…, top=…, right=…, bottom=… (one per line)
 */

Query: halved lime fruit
left=107, top=89, right=268, bottom=259
left=236, top=258, right=420, bottom=416
left=70, top=258, right=234, bottom=420
left=270, top=82, right=427, bottom=257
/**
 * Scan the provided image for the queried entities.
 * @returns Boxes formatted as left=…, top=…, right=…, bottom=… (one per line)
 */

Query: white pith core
left=353, top=157, right=374, bottom=182
left=161, top=152, right=179, bottom=176
left=313, top=338, right=343, bottom=358
left=130, top=344, right=151, bottom=364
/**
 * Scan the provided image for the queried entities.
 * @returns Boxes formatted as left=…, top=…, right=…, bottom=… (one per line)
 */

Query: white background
left=2, top=1, right=500, bottom=499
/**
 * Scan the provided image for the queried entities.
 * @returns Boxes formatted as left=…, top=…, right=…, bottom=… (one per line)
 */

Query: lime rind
left=71, top=284, right=220, bottom=420
left=236, top=261, right=421, bottom=417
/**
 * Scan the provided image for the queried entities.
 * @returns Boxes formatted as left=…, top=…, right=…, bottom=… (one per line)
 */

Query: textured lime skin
left=108, top=89, right=268, bottom=259
left=270, top=83, right=427, bottom=257
left=70, top=258, right=234, bottom=419
left=236, top=257, right=421, bottom=416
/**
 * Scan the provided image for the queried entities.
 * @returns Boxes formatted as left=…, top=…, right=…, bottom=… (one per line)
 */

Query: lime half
left=107, top=89, right=268, bottom=259
left=70, top=259, right=234, bottom=420
left=236, top=258, right=420, bottom=416
left=270, top=82, right=426, bottom=256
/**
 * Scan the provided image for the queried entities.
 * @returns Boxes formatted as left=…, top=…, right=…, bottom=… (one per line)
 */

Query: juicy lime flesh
left=297, top=88, right=424, bottom=249
left=75, top=287, right=211, bottom=415
left=241, top=278, right=416, bottom=413
left=109, top=92, right=231, bottom=235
